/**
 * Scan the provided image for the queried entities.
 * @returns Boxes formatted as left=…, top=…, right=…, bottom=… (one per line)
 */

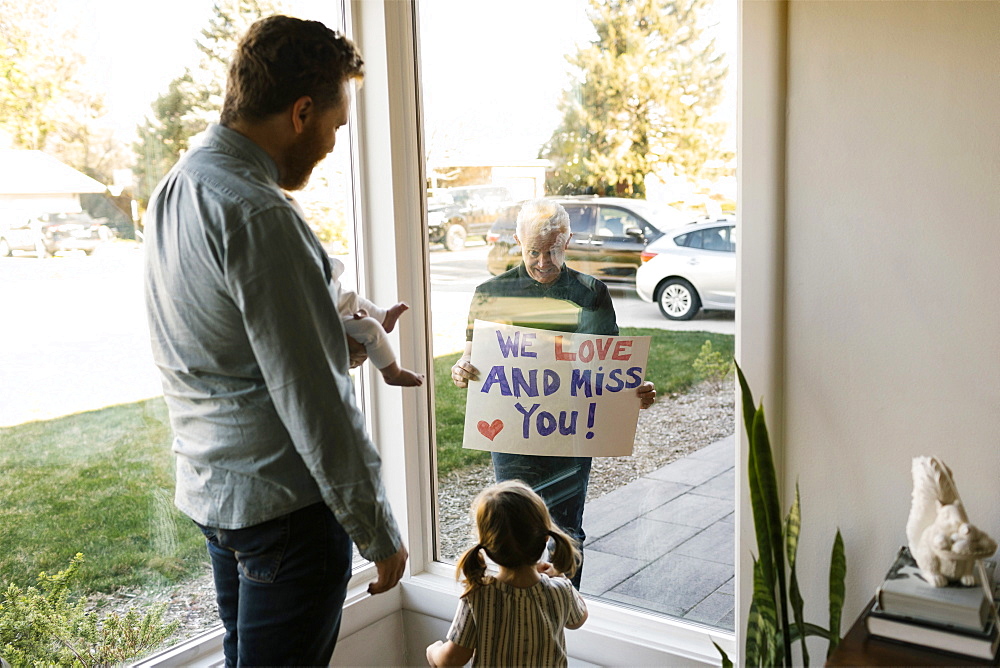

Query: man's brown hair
left=220, top=15, right=364, bottom=126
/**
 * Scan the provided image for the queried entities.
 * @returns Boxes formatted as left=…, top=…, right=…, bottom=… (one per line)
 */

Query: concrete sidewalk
left=582, top=435, right=735, bottom=630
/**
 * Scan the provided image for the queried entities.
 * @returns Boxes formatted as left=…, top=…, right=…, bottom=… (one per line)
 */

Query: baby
left=330, top=257, right=424, bottom=387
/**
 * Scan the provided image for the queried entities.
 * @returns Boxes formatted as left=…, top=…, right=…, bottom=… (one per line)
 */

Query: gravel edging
left=437, top=378, right=736, bottom=560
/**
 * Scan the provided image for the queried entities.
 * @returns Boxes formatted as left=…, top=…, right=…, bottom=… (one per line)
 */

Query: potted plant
left=717, top=364, right=847, bottom=667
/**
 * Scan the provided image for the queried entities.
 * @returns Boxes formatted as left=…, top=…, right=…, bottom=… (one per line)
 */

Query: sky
left=56, top=0, right=341, bottom=138
left=53, top=0, right=735, bottom=161
left=417, top=0, right=736, bottom=162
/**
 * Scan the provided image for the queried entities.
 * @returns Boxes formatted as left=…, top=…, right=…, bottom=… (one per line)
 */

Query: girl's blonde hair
left=456, top=480, right=581, bottom=595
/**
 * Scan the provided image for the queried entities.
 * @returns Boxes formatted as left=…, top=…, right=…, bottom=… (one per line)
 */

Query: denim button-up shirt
left=144, top=124, right=400, bottom=562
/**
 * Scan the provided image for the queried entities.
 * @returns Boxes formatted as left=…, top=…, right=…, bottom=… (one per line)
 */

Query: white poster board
left=462, top=320, right=651, bottom=457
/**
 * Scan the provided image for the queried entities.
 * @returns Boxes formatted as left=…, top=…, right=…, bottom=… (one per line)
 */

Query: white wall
left=740, top=0, right=1000, bottom=650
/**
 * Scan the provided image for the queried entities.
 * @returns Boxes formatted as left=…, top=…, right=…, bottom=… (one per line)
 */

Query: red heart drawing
left=477, top=419, right=504, bottom=441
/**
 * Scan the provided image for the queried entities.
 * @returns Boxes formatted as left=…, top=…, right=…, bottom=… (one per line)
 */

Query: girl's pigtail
left=456, top=543, right=489, bottom=595
left=547, top=528, right=581, bottom=580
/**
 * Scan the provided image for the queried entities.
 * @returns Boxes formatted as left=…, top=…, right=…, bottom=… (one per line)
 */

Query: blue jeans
left=491, top=452, right=591, bottom=589
left=196, top=502, right=353, bottom=667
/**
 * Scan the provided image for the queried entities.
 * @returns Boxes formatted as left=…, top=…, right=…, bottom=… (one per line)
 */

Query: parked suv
left=427, top=185, right=513, bottom=251
left=485, top=196, right=693, bottom=286
left=0, top=211, right=112, bottom=258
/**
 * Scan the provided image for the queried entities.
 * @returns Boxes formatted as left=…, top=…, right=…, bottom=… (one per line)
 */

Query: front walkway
left=581, top=435, right=735, bottom=630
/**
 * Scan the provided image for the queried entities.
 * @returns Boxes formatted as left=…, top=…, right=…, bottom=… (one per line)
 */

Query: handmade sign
left=462, top=320, right=651, bottom=457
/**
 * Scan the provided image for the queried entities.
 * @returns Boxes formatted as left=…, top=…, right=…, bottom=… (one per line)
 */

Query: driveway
left=0, top=243, right=734, bottom=427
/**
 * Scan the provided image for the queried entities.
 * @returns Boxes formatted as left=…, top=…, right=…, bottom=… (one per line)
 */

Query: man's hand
left=346, top=334, right=367, bottom=369
left=451, top=356, right=479, bottom=389
left=368, top=544, right=408, bottom=595
left=636, top=381, right=656, bottom=409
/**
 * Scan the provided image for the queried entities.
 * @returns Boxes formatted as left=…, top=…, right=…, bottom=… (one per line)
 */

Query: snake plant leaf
left=746, top=599, right=762, bottom=666
left=736, top=361, right=756, bottom=435
left=747, top=559, right=769, bottom=665
left=750, top=404, right=792, bottom=664
left=786, top=484, right=802, bottom=567
left=788, top=622, right=835, bottom=641
left=748, top=427, right=776, bottom=598
left=827, top=529, right=847, bottom=657
left=738, top=362, right=776, bottom=597
left=749, top=557, right=782, bottom=666
left=788, top=564, right=809, bottom=665
left=786, top=485, right=809, bottom=665
left=713, top=641, right=733, bottom=668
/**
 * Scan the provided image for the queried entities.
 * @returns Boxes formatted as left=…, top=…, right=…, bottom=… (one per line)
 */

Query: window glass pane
left=420, top=0, right=737, bottom=630
left=0, top=0, right=356, bottom=657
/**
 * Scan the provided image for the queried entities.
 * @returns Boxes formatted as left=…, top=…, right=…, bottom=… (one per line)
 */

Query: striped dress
left=446, top=574, right=586, bottom=667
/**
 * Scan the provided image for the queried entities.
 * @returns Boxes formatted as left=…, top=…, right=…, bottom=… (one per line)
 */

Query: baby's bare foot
left=382, top=302, right=409, bottom=334
left=381, top=362, right=424, bottom=387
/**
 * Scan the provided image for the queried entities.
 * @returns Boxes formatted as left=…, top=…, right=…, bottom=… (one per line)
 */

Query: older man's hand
left=637, top=381, right=656, bottom=409
left=451, top=356, right=479, bottom=388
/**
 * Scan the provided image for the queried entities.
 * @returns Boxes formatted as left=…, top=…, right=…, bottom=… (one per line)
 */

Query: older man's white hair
left=516, top=199, right=570, bottom=240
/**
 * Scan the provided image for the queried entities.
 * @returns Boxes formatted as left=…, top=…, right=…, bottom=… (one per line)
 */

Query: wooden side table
left=826, top=599, right=998, bottom=666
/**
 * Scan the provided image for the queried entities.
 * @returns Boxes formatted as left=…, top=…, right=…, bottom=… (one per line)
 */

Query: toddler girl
left=426, top=480, right=588, bottom=667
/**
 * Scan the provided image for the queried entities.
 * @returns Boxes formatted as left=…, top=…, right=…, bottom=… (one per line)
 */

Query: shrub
left=0, top=553, right=179, bottom=667
left=692, top=339, right=733, bottom=390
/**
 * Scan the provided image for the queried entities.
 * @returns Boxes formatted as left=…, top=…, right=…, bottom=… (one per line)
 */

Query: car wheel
left=0, top=238, right=10, bottom=257
left=656, top=278, right=701, bottom=320
left=444, top=224, right=467, bottom=251
left=34, top=239, right=50, bottom=258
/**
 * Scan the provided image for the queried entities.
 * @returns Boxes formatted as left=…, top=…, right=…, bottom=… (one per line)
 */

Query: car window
left=595, top=207, right=646, bottom=238
left=676, top=230, right=703, bottom=248
left=674, top=225, right=736, bottom=251
left=702, top=226, right=730, bottom=251
left=564, top=204, right=595, bottom=237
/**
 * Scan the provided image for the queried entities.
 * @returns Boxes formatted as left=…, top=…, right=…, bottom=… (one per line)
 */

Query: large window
left=0, top=0, right=365, bottom=658
left=418, top=0, right=738, bottom=630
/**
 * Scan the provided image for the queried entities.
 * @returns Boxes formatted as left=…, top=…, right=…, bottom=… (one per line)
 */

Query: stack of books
left=864, top=545, right=1000, bottom=661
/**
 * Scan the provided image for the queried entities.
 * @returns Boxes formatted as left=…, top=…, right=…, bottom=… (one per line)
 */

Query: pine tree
left=0, top=0, right=122, bottom=183
left=131, top=0, right=281, bottom=205
left=542, top=0, right=730, bottom=197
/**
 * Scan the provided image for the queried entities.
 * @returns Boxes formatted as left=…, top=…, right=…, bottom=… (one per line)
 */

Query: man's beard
left=279, top=129, right=327, bottom=191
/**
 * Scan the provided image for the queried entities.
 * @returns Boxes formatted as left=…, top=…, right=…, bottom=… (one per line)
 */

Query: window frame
left=142, top=0, right=769, bottom=662
left=352, top=0, right=740, bottom=663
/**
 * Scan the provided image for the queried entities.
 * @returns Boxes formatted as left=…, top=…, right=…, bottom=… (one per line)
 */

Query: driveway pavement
left=0, top=243, right=734, bottom=427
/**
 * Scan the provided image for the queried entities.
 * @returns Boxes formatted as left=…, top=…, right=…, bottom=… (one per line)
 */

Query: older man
left=144, top=16, right=406, bottom=666
left=451, top=199, right=655, bottom=588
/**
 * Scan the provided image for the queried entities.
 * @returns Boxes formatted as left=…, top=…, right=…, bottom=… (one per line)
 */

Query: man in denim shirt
left=144, top=16, right=406, bottom=665
left=451, top=199, right=655, bottom=589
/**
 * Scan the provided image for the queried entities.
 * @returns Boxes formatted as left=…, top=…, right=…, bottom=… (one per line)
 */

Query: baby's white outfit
left=329, top=257, right=395, bottom=370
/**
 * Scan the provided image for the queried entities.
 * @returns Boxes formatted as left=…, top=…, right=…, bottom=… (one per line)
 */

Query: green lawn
left=0, top=327, right=732, bottom=596
left=433, top=328, right=735, bottom=476
left=0, top=399, right=206, bottom=594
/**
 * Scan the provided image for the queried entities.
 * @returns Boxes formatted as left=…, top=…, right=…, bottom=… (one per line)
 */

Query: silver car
left=635, top=218, right=737, bottom=320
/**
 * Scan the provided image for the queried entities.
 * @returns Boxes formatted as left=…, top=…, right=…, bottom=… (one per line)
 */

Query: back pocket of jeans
left=218, top=516, right=290, bottom=584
